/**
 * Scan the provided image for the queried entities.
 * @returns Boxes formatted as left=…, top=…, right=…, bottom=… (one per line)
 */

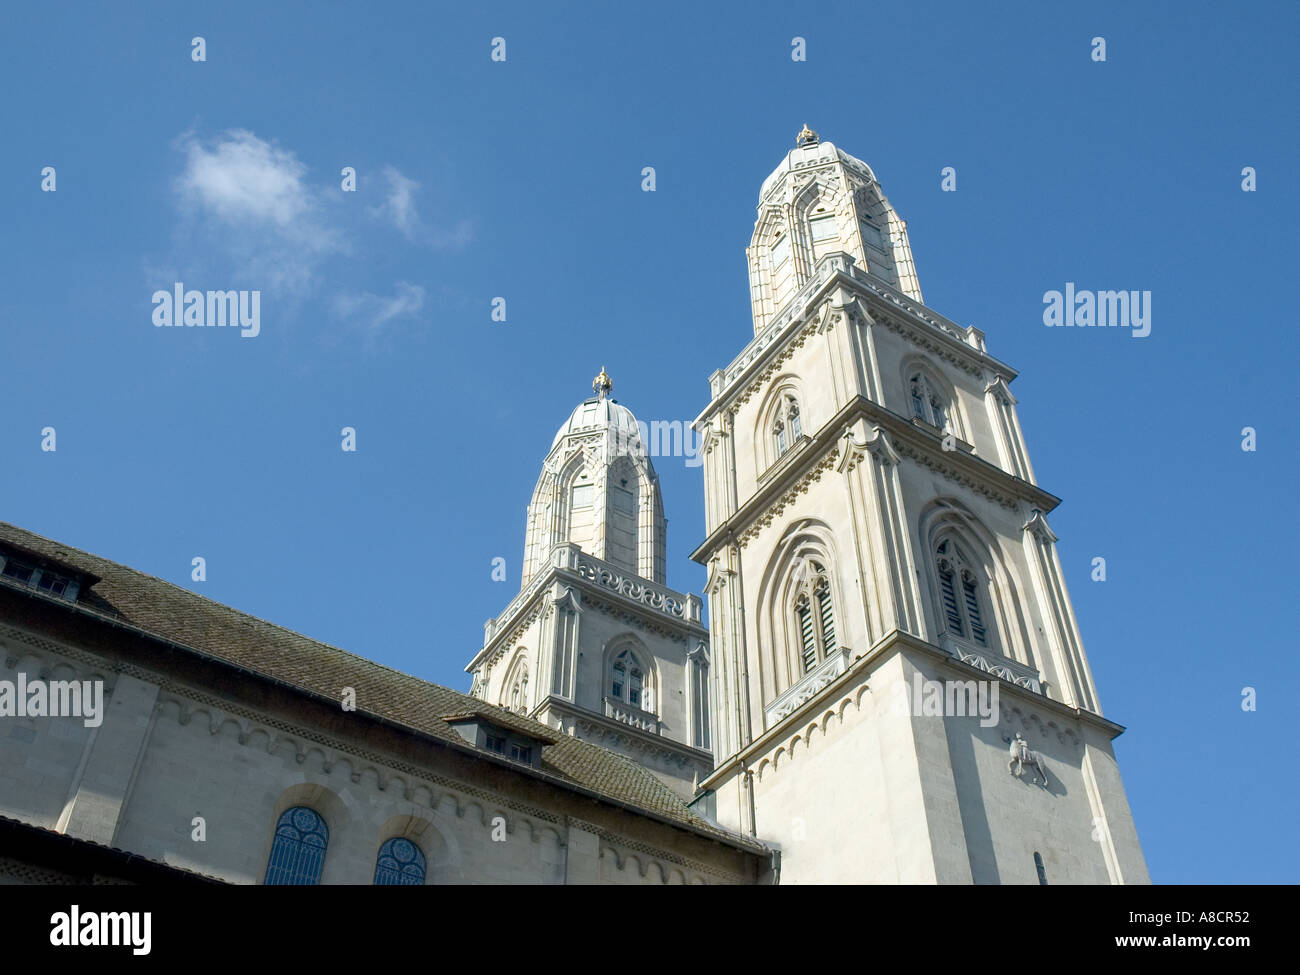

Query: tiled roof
left=0, top=814, right=227, bottom=884
left=0, top=522, right=758, bottom=851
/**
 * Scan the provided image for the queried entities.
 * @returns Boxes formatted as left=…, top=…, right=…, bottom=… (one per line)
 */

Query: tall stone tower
left=467, top=370, right=713, bottom=799
left=691, top=127, right=1149, bottom=883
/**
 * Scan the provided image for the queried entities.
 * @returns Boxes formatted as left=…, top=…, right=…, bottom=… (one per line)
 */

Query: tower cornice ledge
left=699, top=629, right=1127, bottom=794
left=536, top=695, right=714, bottom=768
left=468, top=546, right=708, bottom=675
left=695, top=256, right=1017, bottom=428
left=690, top=395, right=1061, bottom=564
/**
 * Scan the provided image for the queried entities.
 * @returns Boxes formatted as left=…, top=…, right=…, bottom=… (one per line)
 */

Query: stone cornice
left=696, top=259, right=1017, bottom=428
left=691, top=396, right=1059, bottom=564
left=538, top=696, right=713, bottom=770
left=470, top=548, right=708, bottom=675
left=700, top=629, right=1127, bottom=793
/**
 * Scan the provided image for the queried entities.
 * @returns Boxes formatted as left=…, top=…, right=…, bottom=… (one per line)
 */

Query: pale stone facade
left=691, top=127, right=1149, bottom=884
left=0, top=129, right=1147, bottom=886
left=467, top=374, right=713, bottom=799
left=0, top=532, right=766, bottom=886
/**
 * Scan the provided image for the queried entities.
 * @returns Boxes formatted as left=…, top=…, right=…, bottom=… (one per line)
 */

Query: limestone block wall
left=706, top=641, right=1148, bottom=885
left=0, top=622, right=758, bottom=886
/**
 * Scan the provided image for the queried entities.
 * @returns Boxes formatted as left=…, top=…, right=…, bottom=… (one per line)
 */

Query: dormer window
left=0, top=551, right=82, bottom=602
left=443, top=714, right=553, bottom=769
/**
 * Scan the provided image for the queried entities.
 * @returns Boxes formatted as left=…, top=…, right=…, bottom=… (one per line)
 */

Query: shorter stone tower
left=467, top=370, right=713, bottom=798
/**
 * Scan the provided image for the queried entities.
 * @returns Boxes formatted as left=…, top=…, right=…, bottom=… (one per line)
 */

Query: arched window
left=909, top=372, right=949, bottom=431
left=772, top=396, right=804, bottom=459
left=609, top=647, right=652, bottom=711
left=934, top=539, right=990, bottom=648
left=374, top=837, right=427, bottom=886
left=264, top=806, right=329, bottom=885
left=500, top=653, right=529, bottom=715
left=770, top=229, right=794, bottom=308
left=792, top=561, right=837, bottom=674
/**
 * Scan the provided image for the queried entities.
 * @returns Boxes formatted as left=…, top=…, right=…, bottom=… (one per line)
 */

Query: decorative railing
left=941, top=636, right=1042, bottom=694
left=603, top=696, right=661, bottom=735
left=485, top=545, right=703, bottom=652
left=764, top=648, right=851, bottom=726
left=571, top=550, right=701, bottom=624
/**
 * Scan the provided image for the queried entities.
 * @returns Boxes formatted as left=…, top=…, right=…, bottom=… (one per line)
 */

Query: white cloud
left=369, top=165, right=472, bottom=248
left=333, top=281, right=426, bottom=336
left=369, top=165, right=421, bottom=239
left=172, top=129, right=342, bottom=292
left=177, top=129, right=309, bottom=226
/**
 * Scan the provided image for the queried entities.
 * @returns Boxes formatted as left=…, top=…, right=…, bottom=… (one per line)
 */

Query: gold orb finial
left=593, top=366, right=613, bottom=399
left=796, top=123, right=819, bottom=147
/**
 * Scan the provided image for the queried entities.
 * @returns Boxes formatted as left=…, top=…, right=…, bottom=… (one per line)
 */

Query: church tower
left=467, top=370, right=713, bottom=799
left=691, top=127, right=1149, bottom=883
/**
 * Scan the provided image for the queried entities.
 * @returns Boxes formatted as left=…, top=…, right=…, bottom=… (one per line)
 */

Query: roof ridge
left=0, top=521, right=457, bottom=692
left=0, top=520, right=759, bottom=852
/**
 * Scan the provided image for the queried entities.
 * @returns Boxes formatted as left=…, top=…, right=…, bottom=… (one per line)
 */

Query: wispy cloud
left=369, top=165, right=473, bottom=248
left=332, top=281, right=426, bottom=342
left=172, top=129, right=343, bottom=292
left=369, top=165, right=421, bottom=239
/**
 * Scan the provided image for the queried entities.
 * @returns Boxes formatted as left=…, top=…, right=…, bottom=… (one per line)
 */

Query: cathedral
left=0, top=128, right=1147, bottom=884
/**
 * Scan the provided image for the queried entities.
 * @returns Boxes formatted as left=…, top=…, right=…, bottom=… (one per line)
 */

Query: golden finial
left=796, top=123, right=819, bottom=147
left=593, top=366, right=613, bottom=400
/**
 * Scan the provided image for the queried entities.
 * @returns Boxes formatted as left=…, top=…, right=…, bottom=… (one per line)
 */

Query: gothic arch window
left=792, top=561, right=837, bottom=674
left=758, top=383, right=807, bottom=475
left=500, top=652, right=529, bottom=715
left=772, top=395, right=803, bottom=458
left=264, top=806, right=329, bottom=885
left=769, top=228, right=794, bottom=309
left=934, top=538, right=992, bottom=648
left=687, top=645, right=710, bottom=749
left=909, top=371, right=950, bottom=431
left=373, top=837, right=427, bottom=886
left=608, top=646, right=654, bottom=712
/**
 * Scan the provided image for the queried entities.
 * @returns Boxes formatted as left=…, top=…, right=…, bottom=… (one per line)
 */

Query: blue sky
left=2, top=1, right=1296, bottom=883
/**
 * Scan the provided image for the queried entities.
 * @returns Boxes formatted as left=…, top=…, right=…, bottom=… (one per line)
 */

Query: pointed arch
left=753, top=519, right=847, bottom=705
left=603, top=633, right=658, bottom=715
left=901, top=355, right=965, bottom=441
left=754, top=375, right=807, bottom=476
left=918, top=499, right=1033, bottom=667
left=499, top=648, right=531, bottom=715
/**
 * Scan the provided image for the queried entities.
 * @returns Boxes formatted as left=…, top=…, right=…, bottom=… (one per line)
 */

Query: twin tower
left=467, top=127, right=1149, bottom=884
